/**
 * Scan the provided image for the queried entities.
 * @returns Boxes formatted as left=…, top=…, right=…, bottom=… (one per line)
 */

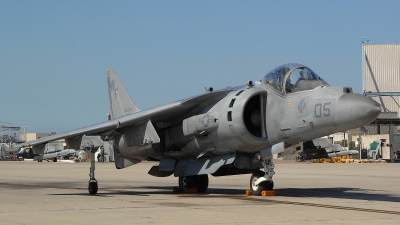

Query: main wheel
left=88, top=180, right=98, bottom=194
left=179, top=176, right=191, bottom=189
left=178, top=175, right=209, bottom=193
left=196, top=175, right=209, bottom=193
left=250, top=170, right=273, bottom=196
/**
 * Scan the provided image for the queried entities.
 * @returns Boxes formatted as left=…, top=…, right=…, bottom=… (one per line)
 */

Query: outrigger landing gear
left=250, top=159, right=274, bottom=196
left=88, top=146, right=98, bottom=195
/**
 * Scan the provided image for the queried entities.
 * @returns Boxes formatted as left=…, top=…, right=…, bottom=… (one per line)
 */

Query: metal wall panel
left=362, top=44, right=400, bottom=116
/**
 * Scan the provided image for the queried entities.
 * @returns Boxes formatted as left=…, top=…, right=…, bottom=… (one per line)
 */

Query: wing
left=11, top=88, right=233, bottom=152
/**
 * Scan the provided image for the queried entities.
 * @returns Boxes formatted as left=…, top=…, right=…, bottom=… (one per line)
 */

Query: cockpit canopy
left=263, top=63, right=329, bottom=94
left=18, top=148, right=30, bottom=154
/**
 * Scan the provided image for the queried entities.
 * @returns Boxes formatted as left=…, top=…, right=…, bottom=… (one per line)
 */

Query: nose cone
left=336, top=94, right=381, bottom=130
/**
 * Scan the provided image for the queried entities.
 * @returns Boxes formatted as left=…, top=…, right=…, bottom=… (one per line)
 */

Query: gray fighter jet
left=11, top=63, right=380, bottom=195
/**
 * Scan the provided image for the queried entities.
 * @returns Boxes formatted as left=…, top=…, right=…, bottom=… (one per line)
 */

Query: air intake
left=243, top=95, right=266, bottom=138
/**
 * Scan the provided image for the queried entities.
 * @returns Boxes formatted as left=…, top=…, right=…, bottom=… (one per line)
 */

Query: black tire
left=392, top=154, right=397, bottom=162
left=178, top=175, right=209, bottom=193
left=179, top=176, right=196, bottom=189
left=196, top=175, right=209, bottom=193
left=88, top=180, right=98, bottom=194
left=53, top=157, right=57, bottom=162
left=179, top=176, right=190, bottom=189
left=250, top=170, right=273, bottom=196
left=265, top=180, right=274, bottom=190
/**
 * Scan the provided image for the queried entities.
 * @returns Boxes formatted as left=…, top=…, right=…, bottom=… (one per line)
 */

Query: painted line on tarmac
left=176, top=194, right=400, bottom=215
left=245, top=198, right=400, bottom=215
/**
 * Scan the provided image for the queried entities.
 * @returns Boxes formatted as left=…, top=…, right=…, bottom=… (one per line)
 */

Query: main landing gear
left=88, top=146, right=98, bottom=195
left=178, top=174, right=209, bottom=193
left=250, top=159, right=275, bottom=196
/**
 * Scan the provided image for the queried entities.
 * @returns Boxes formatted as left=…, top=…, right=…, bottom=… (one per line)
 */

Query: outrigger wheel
left=88, top=179, right=98, bottom=194
left=178, top=174, right=209, bottom=193
left=250, top=170, right=274, bottom=196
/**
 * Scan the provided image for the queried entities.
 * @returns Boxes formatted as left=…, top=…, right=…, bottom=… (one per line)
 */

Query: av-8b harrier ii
left=11, top=63, right=380, bottom=195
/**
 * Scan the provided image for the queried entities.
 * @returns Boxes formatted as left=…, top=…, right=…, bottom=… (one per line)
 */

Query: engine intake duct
left=243, top=94, right=267, bottom=138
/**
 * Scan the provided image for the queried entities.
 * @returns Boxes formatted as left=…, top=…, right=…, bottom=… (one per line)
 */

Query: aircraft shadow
left=48, top=186, right=400, bottom=202
left=274, top=187, right=400, bottom=202
left=3, top=181, right=399, bottom=202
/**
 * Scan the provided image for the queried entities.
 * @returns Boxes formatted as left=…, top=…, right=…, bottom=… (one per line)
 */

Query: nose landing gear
left=249, top=159, right=274, bottom=196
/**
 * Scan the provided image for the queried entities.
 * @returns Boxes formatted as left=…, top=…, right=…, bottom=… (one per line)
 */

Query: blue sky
left=1, top=0, right=399, bottom=133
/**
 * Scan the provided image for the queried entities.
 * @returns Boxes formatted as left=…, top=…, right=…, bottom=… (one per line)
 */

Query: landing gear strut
left=88, top=146, right=98, bottom=195
left=178, top=174, right=209, bottom=193
left=250, top=159, right=274, bottom=196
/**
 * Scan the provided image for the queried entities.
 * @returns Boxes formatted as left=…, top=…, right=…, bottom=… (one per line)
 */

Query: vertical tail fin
left=107, top=68, right=140, bottom=119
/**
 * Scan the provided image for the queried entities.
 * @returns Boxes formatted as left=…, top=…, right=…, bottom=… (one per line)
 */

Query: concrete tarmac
left=1, top=160, right=400, bottom=225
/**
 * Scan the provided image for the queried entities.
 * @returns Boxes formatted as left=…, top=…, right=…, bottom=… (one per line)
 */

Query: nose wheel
left=250, top=159, right=275, bottom=196
left=250, top=170, right=273, bottom=196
